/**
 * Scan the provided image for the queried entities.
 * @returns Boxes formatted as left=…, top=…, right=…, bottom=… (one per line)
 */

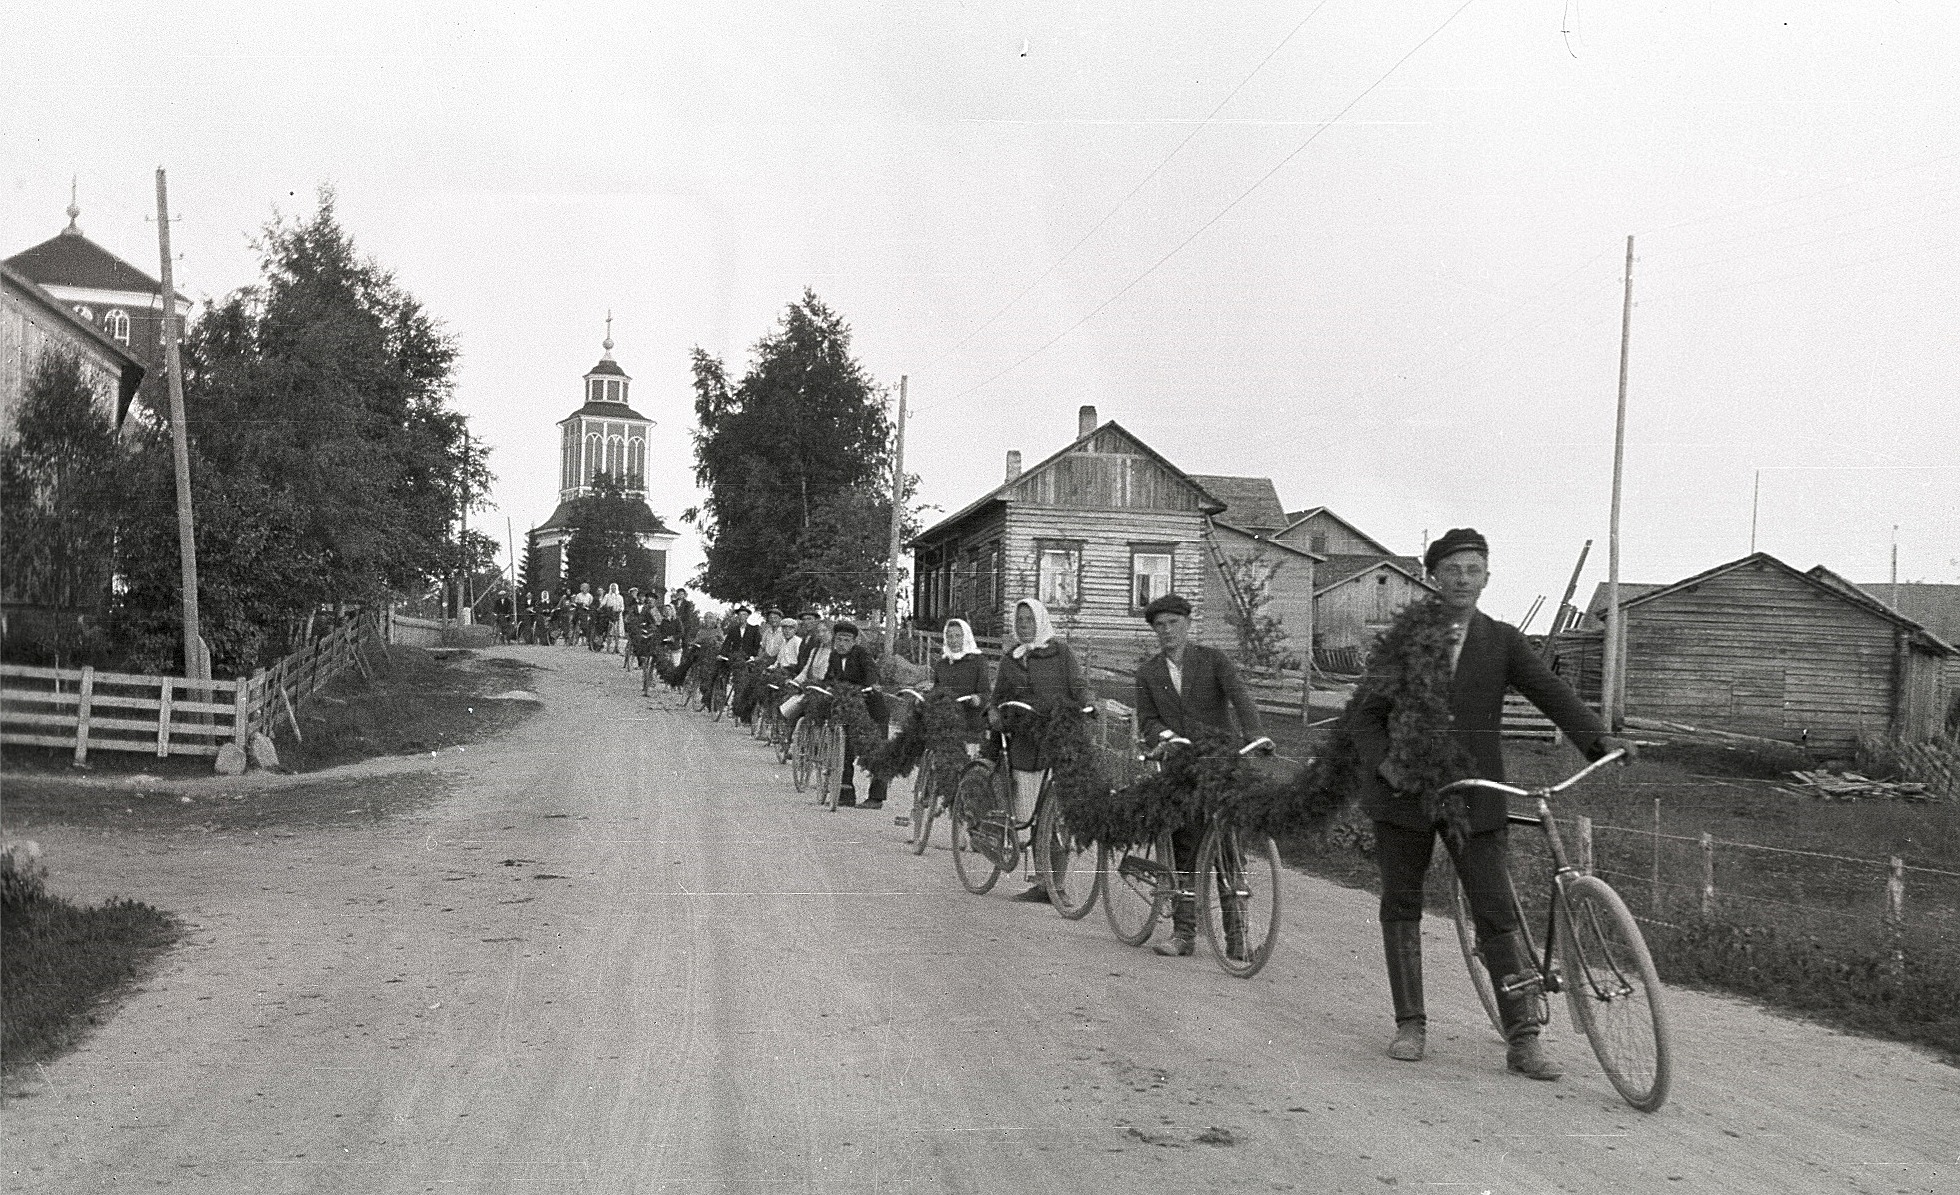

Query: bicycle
left=707, top=654, right=734, bottom=721
left=947, top=700, right=1103, bottom=918
left=1437, top=750, right=1672, bottom=1112
left=787, top=683, right=847, bottom=810
left=1099, top=735, right=1284, bottom=978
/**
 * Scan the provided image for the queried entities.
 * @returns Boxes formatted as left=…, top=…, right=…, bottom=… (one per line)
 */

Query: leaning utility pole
left=155, top=168, right=205, bottom=681
left=883, top=376, right=908, bottom=642
left=1602, top=235, right=1634, bottom=731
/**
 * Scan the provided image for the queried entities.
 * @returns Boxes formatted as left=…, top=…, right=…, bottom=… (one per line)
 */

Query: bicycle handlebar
left=1437, top=748, right=1629, bottom=800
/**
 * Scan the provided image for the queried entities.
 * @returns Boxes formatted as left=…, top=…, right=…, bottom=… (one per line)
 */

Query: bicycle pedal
left=893, top=816, right=910, bottom=827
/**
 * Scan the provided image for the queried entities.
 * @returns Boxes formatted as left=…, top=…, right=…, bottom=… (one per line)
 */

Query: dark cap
left=1141, top=593, right=1193, bottom=624
left=798, top=609, right=820, bottom=620
left=766, top=606, right=783, bottom=616
left=832, top=620, right=860, bottom=638
left=1424, top=527, right=1490, bottom=572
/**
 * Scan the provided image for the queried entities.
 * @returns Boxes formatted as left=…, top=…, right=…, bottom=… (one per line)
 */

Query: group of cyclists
left=533, top=527, right=1656, bottom=1096
left=491, top=583, right=699, bottom=661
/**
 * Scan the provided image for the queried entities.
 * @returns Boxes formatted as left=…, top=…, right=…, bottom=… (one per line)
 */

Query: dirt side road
left=5, top=647, right=1954, bottom=1193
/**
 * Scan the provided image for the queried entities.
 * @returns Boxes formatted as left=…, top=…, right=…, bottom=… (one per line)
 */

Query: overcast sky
left=7, top=1, right=1956, bottom=621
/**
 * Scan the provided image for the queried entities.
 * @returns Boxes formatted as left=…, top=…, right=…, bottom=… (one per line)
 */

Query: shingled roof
left=1188, top=474, right=1287, bottom=533
left=5, top=229, right=185, bottom=301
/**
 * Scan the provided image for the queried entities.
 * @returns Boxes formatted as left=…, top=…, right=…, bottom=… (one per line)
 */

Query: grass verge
left=2, top=892, right=179, bottom=1078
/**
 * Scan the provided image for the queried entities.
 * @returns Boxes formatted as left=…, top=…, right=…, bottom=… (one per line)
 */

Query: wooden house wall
left=1000, top=506, right=1208, bottom=663
left=1274, top=511, right=1382, bottom=558
left=911, top=505, right=1008, bottom=637
left=1203, top=524, right=1315, bottom=662
left=1315, top=566, right=1430, bottom=652
left=1623, top=562, right=1904, bottom=749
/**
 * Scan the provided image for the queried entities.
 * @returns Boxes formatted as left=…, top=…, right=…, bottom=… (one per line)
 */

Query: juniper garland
left=827, top=681, right=886, bottom=759
left=865, top=692, right=970, bottom=797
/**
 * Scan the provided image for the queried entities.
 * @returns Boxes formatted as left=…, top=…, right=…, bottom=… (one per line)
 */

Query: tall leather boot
left=1382, top=920, right=1426, bottom=1061
left=1221, top=898, right=1249, bottom=963
left=1481, top=930, right=1561, bottom=1080
left=1154, top=891, right=1196, bottom=956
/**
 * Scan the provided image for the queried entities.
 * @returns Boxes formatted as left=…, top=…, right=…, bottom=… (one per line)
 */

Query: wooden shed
left=909, top=409, right=1315, bottom=665
left=1579, top=553, right=1959, bottom=749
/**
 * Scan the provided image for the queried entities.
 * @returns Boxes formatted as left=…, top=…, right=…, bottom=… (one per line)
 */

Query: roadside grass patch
left=270, top=646, right=538, bottom=772
left=0, top=771, right=453, bottom=835
left=2, top=851, right=179, bottom=1078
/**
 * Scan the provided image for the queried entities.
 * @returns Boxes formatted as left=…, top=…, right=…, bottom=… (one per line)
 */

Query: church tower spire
left=63, top=176, right=82, bottom=236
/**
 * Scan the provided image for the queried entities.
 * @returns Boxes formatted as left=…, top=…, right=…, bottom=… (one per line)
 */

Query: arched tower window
left=105, top=309, right=130, bottom=344
left=584, top=432, right=601, bottom=486
left=627, top=438, right=645, bottom=484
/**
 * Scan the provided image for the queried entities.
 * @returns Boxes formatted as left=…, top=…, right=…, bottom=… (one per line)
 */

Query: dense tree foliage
left=687, top=290, right=904, bottom=614
left=563, top=472, right=661, bottom=596
left=112, top=189, right=489, bottom=674
left=0, top=353, right=122, bottom=613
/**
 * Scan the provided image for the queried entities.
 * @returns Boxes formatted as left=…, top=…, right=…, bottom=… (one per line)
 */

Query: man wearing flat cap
left=1350, top=528, right=1635, bottom=1080
left=1134, top=592, right=1274, bottom=957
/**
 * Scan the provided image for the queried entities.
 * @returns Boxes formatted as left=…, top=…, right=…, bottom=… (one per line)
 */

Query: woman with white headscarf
left=934, top=618, right=990, bottom=739
left=987, top=598, right=1095, bottom=901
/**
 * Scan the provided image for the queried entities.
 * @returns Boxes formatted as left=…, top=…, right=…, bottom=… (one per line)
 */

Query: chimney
left=1005, top=450, right=1023, bottom=482
left=1078, top=405, right=1098, bottom=439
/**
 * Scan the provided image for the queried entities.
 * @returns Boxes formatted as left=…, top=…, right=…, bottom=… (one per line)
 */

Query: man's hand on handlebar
left=1596, top=735, right=1639, bottom=763
left=1239, top=736, right=1276, bottom=757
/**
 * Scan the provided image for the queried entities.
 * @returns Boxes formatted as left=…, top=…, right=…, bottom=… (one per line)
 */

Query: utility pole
left=1602, top=235, right=1634, bottom=732
left=460, top=427, right=471, bottom=623
left=1890, top=525, right=1900, bottom=611
left=154, top=168, right=205, bottom=681
left=883, top=376, right=908, bottom=641
left=1749, top=470, right=1761, bottom=553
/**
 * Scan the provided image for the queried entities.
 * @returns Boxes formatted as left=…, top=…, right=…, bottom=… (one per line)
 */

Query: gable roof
left=6, top=229, right=185, bottom=302
left=1318, top=552, right=1424, bottom=587
left=1206, top=518, right=1324, bottom=561
left=1188, top=475, right=1286, bottom=533
left=1314, top=556, right=1434, bottom=597
left=1612, top=553, right=1957, bottom=656
left=1844, top=581, right=1960, bottom=644
left=913, top=419, right=1224, bottom=546
left=1279, top=506, right=1396, bottom=556
left=1, top=262, right=148, bottom=423
left=535, top=496, right=674, bottom=536
left=1584, top=581, right=1665, bottom=619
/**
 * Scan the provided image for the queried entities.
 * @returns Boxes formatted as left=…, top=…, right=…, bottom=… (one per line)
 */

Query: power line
left=947, top=0, right=1481, bottom=404
left=914, top=2, right=1335, bottom=391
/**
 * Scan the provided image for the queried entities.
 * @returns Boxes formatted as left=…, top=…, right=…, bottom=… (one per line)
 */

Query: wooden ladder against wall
left=1200, top=516, right=1256, bottom=625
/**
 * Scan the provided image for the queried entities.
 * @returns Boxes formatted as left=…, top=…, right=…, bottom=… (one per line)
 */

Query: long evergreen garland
left=864, top=692, right=971, bottom=800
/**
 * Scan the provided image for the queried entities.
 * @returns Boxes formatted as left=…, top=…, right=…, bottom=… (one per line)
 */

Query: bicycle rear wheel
left=1100, top=836, right=1173, bottom=947
left=711, top=675, right=730, bottom=721
left=1197, top=826, right=1282, bottom=978
left=950, top=764, right=1005, bottom=895
left=790, top=718, right=815, bottom=792
left=820, top=722, right=846, bottom=811
left=774, top=706, right=793, bottom=764
left=908, top=763, right=939, bottom=855
left=1558, top=875, right=1673, bottom=1112
left=1034, top=788, right=1101, bottom=920
left=1450, top=874, right=1505, bottom=1038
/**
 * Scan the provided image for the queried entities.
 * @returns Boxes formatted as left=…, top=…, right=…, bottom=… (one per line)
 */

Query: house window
left=1035, top=540, right=1082, bottom=609
left=73, top=304, right=94, bottom=322
left=1130, top=544, right=1174, bottom=611
left=1309, top=533, right=1328, bottom=554
left=105, top=309, right=130, bottom=344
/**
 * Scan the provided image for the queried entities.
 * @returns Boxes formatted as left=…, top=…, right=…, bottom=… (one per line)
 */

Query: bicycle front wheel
left=820, top=723, right=846, bottom=811
left=711, top=677, right=729, bottom=722
left=1100, top=836, right=1173, bottom=946
left=1558, top=875, right=1673, bottom=1112
left=950, top=764, right=1005, bottom=895
left=1034, top=789, right=1101, bottom=920
left=909, top=763, right=938, bottom=855
left=1197, top=826, right=1282, bottom=978
left=790, top=718, right=815, bottom=792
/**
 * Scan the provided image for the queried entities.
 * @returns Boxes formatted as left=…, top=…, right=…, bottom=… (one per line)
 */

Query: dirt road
left=6, top=647, right=1955, bottom=1193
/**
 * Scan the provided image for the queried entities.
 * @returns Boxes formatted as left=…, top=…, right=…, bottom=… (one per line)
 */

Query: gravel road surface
left=5, top=646, right=1955, bottom=1193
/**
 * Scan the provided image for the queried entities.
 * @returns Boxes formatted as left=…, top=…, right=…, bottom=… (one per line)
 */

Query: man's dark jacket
left=1350, top=610, right=1608, bottom=833
left=1134, top=644, right=1265, bottom=744
left=721, top=621, right=762, bottom=662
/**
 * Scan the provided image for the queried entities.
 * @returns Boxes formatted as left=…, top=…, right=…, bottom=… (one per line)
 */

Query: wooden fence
left=1, top=609, right=389, bottom=765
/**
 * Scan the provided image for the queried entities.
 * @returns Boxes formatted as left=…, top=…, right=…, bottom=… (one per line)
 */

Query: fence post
left=1884, top=856, right=1906, bottom=981
left=1576, top=815, right=1594, bottom=875
left=1299, top=668, right=1311, bottom=725
left=73, top=666, right=95, bottom=766
left=1651, top=797, right=1661, bottom=914
left=232, top=678, right=250, bottom=748
left=1699, top=831, right=1716, bottom=916
left=156, top=679, right=174, bottom=757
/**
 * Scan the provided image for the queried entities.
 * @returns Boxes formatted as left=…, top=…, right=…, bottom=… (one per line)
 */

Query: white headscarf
left=1010, top=598, right=1055, bottom=660
left=941, top=618, right=982, bottom=662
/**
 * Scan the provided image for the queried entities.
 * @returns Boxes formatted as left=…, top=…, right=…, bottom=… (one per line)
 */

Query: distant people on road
left=600, top=583, right=626, bottom=654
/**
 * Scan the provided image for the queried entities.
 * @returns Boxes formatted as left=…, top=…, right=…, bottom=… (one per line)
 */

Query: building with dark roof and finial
left=4, top=182, right=192, bottom=427
left=524, top=321, right=678, bottom=596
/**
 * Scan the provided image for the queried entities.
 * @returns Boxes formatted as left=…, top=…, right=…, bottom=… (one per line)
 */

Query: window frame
left=1034, top=538, right=1084, bottom=611
left=1128, top=542, right=1176, bottom=614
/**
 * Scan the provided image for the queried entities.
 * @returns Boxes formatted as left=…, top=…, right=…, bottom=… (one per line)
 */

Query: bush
left=1, top=840, right=49, bottom=910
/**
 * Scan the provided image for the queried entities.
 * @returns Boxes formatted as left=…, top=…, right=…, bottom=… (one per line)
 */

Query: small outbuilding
left=1569, top=552, right=1958, bottom=748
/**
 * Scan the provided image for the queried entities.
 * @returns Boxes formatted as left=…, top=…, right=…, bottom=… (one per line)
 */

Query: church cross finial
left=602, top=310, right=615, bottom=355
left=64, top=176, right=81, bottom=235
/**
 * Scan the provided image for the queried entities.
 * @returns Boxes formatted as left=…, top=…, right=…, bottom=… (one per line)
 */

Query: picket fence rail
left=0, top=609, right=391, bottom=765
